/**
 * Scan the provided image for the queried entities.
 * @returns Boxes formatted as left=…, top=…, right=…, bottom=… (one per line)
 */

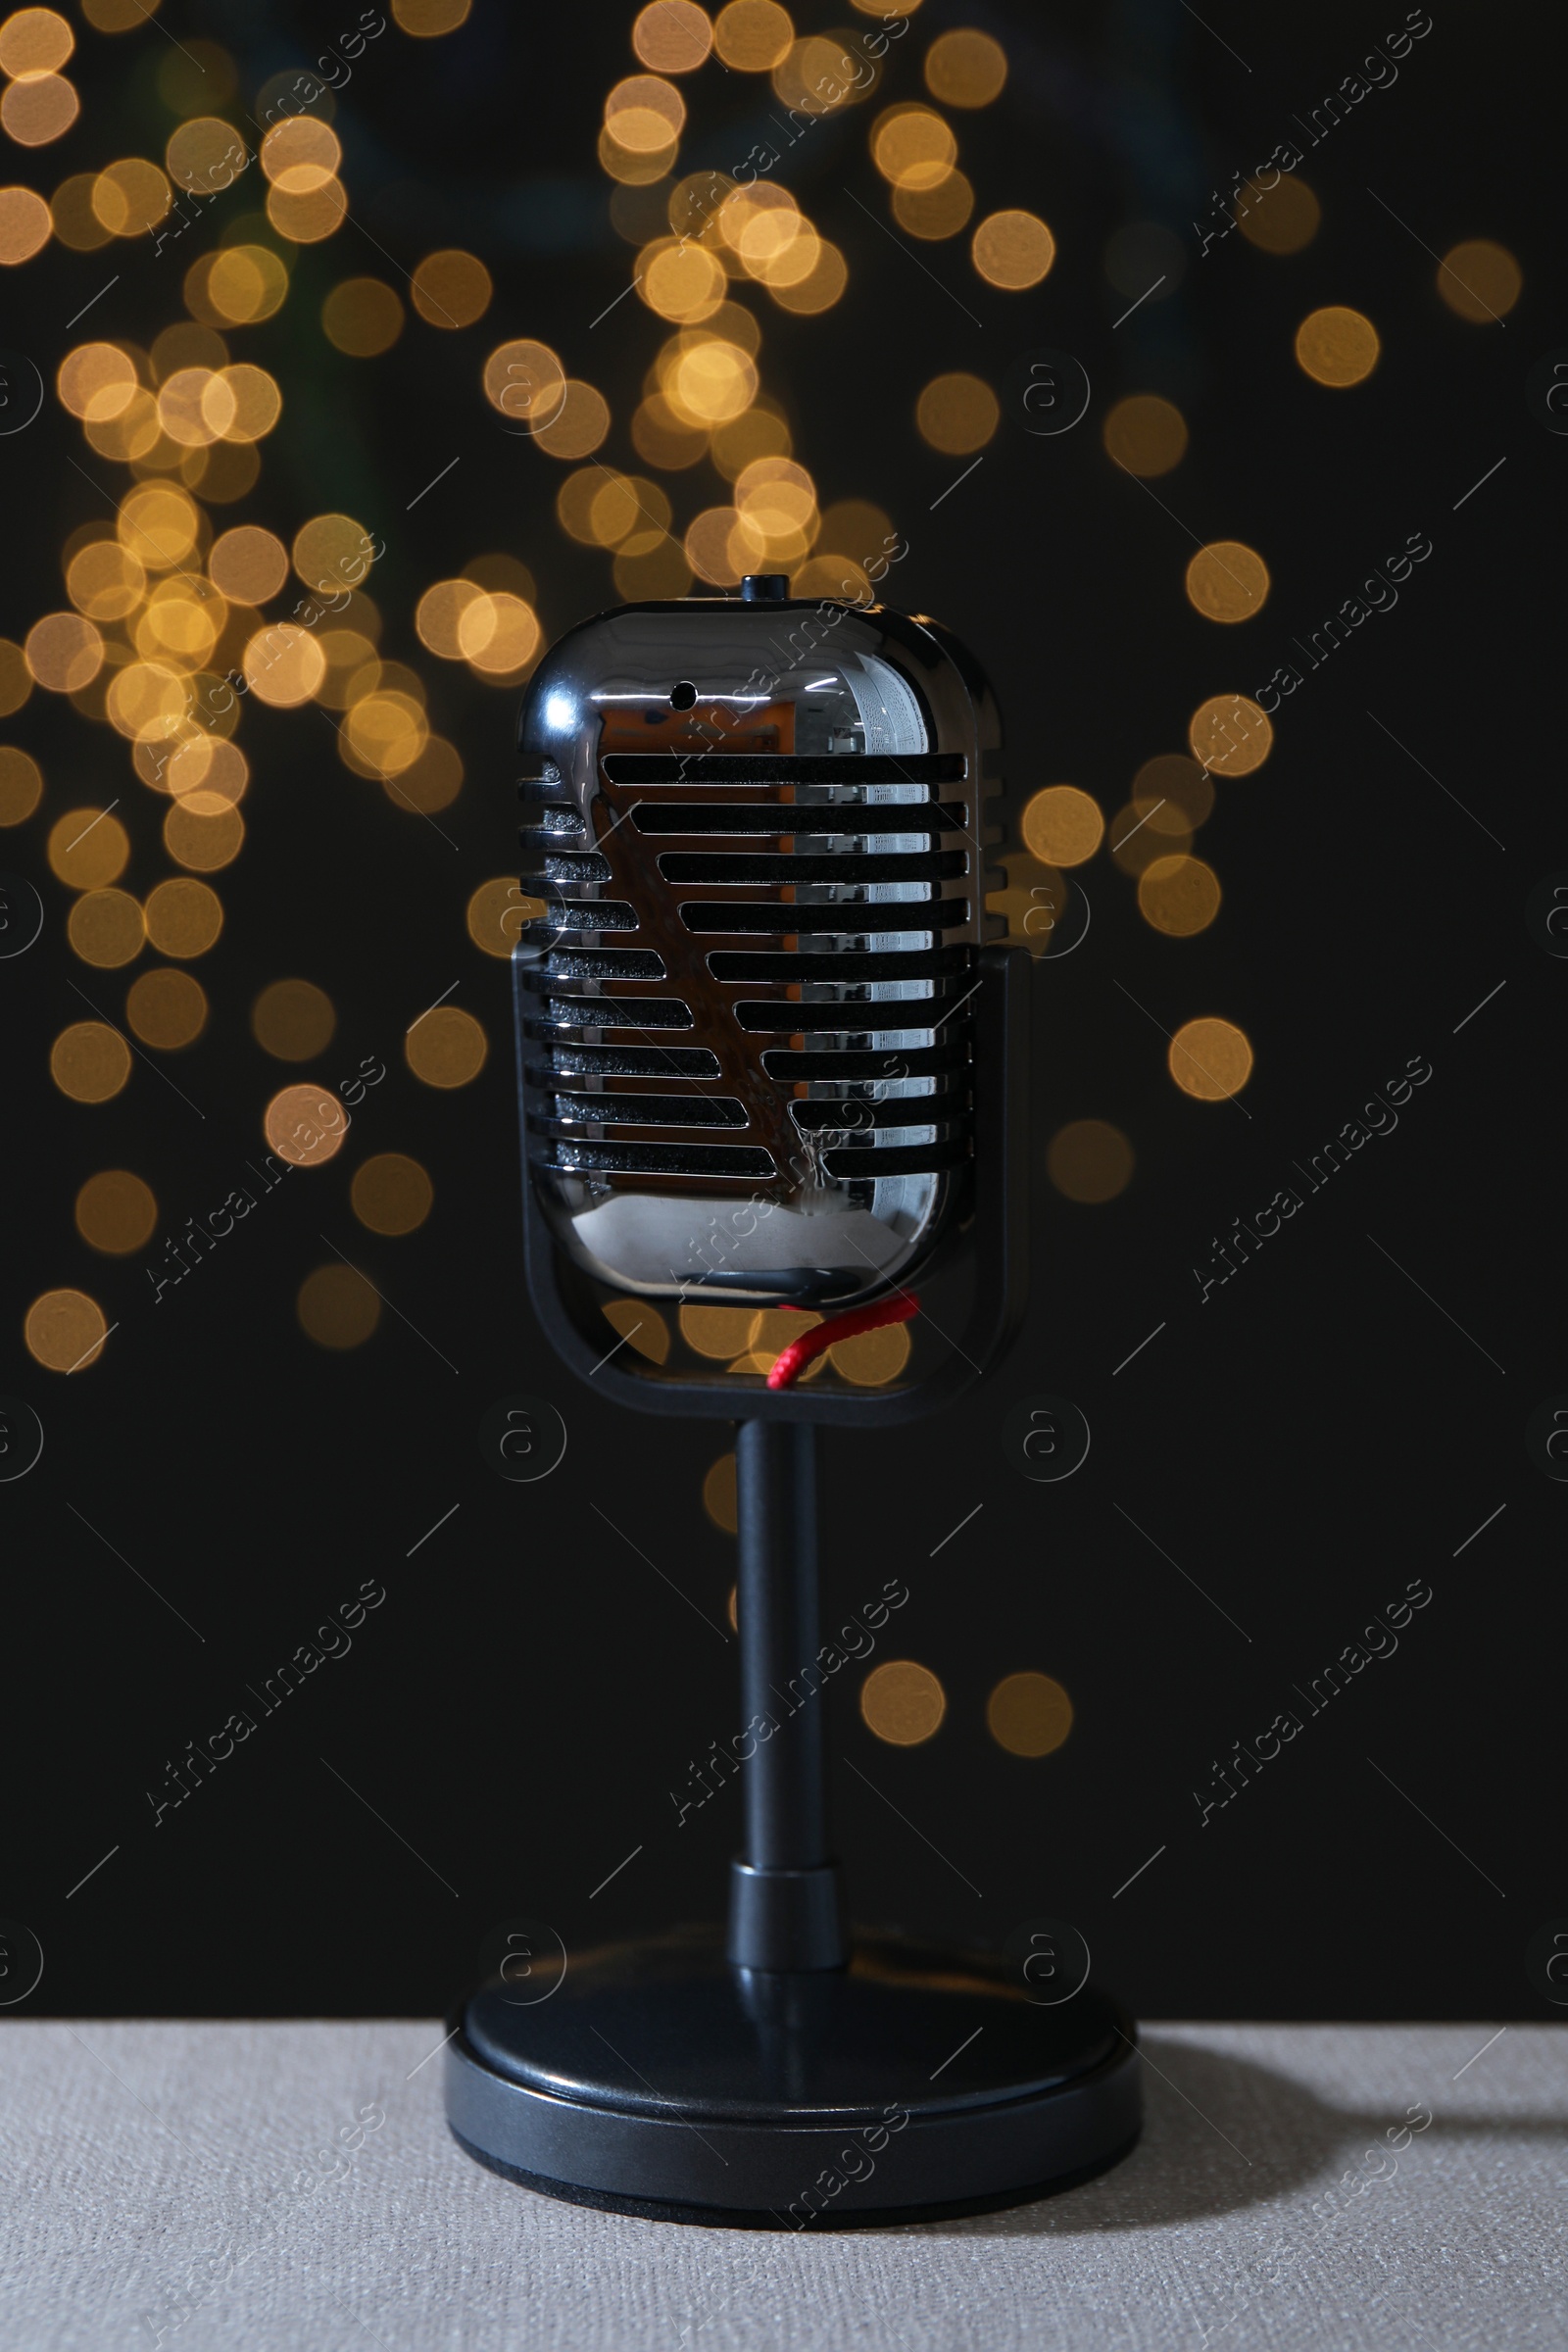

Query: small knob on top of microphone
left=740, top=573, right=789, bottom=603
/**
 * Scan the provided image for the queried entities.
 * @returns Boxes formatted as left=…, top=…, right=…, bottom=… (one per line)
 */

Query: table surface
left=3, top=2020, right=1560, bottom=2350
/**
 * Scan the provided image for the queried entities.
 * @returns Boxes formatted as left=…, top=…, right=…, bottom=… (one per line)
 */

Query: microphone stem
left=728, top=1419, right=846, bottom=1970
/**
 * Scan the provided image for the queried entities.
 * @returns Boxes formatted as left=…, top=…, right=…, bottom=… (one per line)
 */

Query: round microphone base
left=444, top=1926, right=1140, bottom=2229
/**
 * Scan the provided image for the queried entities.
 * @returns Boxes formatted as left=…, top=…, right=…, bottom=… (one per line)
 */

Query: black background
left=1, top=0, right=1560, bottom=2023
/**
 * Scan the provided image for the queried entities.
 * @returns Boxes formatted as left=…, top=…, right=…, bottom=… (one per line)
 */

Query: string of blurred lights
left=0, top=0, right=1522, bottom=1535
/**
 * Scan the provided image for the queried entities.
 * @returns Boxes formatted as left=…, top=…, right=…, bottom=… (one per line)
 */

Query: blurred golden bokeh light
left=870, top=104, right=956, bottom=192
left=828, top=1322, right=910, bottom=1385
left=1021, top=784, right=1103, bottom=867
left=1188, top=693, right=1273, bottom=776
left=244, top=621, right=324, bottom=707
left=297, top=1262, right=379, bottom=1349
left=48, top=805, right=127, bottom=888
left=605, top=72, right=686, bottom=155
left=532, top=380, right=612, bottom=459
left=1103, top=393, right=1188, bottom=475
left=633, top=0, right=711, bottom=71
left=24, top=1287, right=108, bottom=1371
left=75, top=1168, right=157, bottom=1253
left=51, top=1020, right=131, bottom=1102
left=915, top=370, right=998, bottom=455
left=267, top=175, right=348, bottom=244
left=679, top=1302, right=756, bottom=1358
left=26, top=612, right=102, bottom=693
left=642, top=234, right=728, bottom=321
left=924, top=26, right=1006, bottom=105
left=1047, top=1119, right=1134, bottom=1203
left=165, top=116, right=247, bottom=196
left=57, top=340, right=138, bottom=422
left=971, top=208, right=1054, bottom=288
left=208, top=524, right=286, bottom=605
left=126, top=965, right=207, bottom=1047
left=1131, top=753, right=1214, bottom=834
left=703, top=1451, right=738, bottom=1534
left=603, top=1296, right=671, bottom=1364
left=406, top=1004, right=487, bottom=1088
left=1169, top=1015, right=1253, bottom=1102
left=1295, top=305, right=1379, bottom=386
left=1109, top=799, right=1192, bottom=877
left=712, top=0, right=792, bottom=72
left=393, top=0, right=471, bottom=29
left=1138, top=854, right=1222, bottom=936
left=67, top=537, right=145, bottom=619
left=48, top=172, right=110, bottom=252
left=91, top=157, right=172, bottom=236
left=143, top=876, right=221, bottom=957
left=0, top=8, right=74, bottom=74
left=0, top=182, right=51, bottom=263
left=987, top=1671, right=1073, bottom=1757
left=166, top=768, right=248, bottom=846
left=1239, top=173, right=1320, bottom=254
left=352, top=1152, right=433, bottom=1237
left=265, top=1083, right=349, bottom=1167
left=293, top=510, right=374, bottom=594
left=252, top=978, right=335, bottom=1060
left=0, top=745, right=42, bottom=824
left=1438, top=238, right=1521, bottom=322
left=466, top=874, right=544, bottom=956
left=322, top=277, right=405, bottom=356
left=893, top=170, right=973, bottom=240
left=68, top=888, right=144, bottom=967
left=860, top=1659, right=945, bottom=1745
left=1186, top=540, right=1270, bottom=623
left=1, top=72, right=78, bottom=145
left=260, top=114, right=339, bottom=192
left=410, top=248, right=492, bottom=328
left=768, top=239, right=846, bottom=314
left=186, top=243, right=289, bottom=327
left=0, top=638, right=30, bottom=714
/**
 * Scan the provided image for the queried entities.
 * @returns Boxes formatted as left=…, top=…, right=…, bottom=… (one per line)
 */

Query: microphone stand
left=445, top=950, right=1143, bottom=2225
left=728, top=1421, right=845, bottom=1973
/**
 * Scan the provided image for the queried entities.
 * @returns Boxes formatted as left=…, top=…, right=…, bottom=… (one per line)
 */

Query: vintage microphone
left=444, top=575, right=1140, bottom=2224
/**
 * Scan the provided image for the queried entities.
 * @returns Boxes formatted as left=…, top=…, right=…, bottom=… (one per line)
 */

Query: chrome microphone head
left=514, top=578, right=1001, bottom=1310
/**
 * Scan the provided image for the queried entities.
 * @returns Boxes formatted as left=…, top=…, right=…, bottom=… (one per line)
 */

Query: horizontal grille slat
left=527, top=1044, right=720, bottom=1078
left=633, top=802, right=970, bottom=837
left=524, top=996, right=693, bottom=1029
left=762, top=1040, right=967, bottom=1080
left=525, top=948, right=667, bottom=980
left=528, top=897, right=639, bottom=931
left=546, top=1091, right=748, bottom=1129
left=680, top=900, right=963, bottom=936
left=535, top=1136, right=777, bottom=1178
left=603, top=754, right=966, bottom=785
left=658, top=850, right=965, bottom=885
left=520, top=850, right=612, bottom=883
left=790, top=1092, right=967, bottom=1134
left=731, top=989, right=972, bottom=1033
left=822, top=1137, right=972, bottom=1179
left=708, top=945, right=969, bottom=983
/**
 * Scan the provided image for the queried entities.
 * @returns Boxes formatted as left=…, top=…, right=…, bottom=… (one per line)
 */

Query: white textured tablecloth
left=2, top=2020, right=1560, bottom=2349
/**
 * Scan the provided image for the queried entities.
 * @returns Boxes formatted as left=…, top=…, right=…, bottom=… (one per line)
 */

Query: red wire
left=766, top=1292, right=919, bottom=1390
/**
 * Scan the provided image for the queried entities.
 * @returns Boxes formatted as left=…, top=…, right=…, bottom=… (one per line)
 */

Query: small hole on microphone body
left=669, top=682, right=698, bottom=710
